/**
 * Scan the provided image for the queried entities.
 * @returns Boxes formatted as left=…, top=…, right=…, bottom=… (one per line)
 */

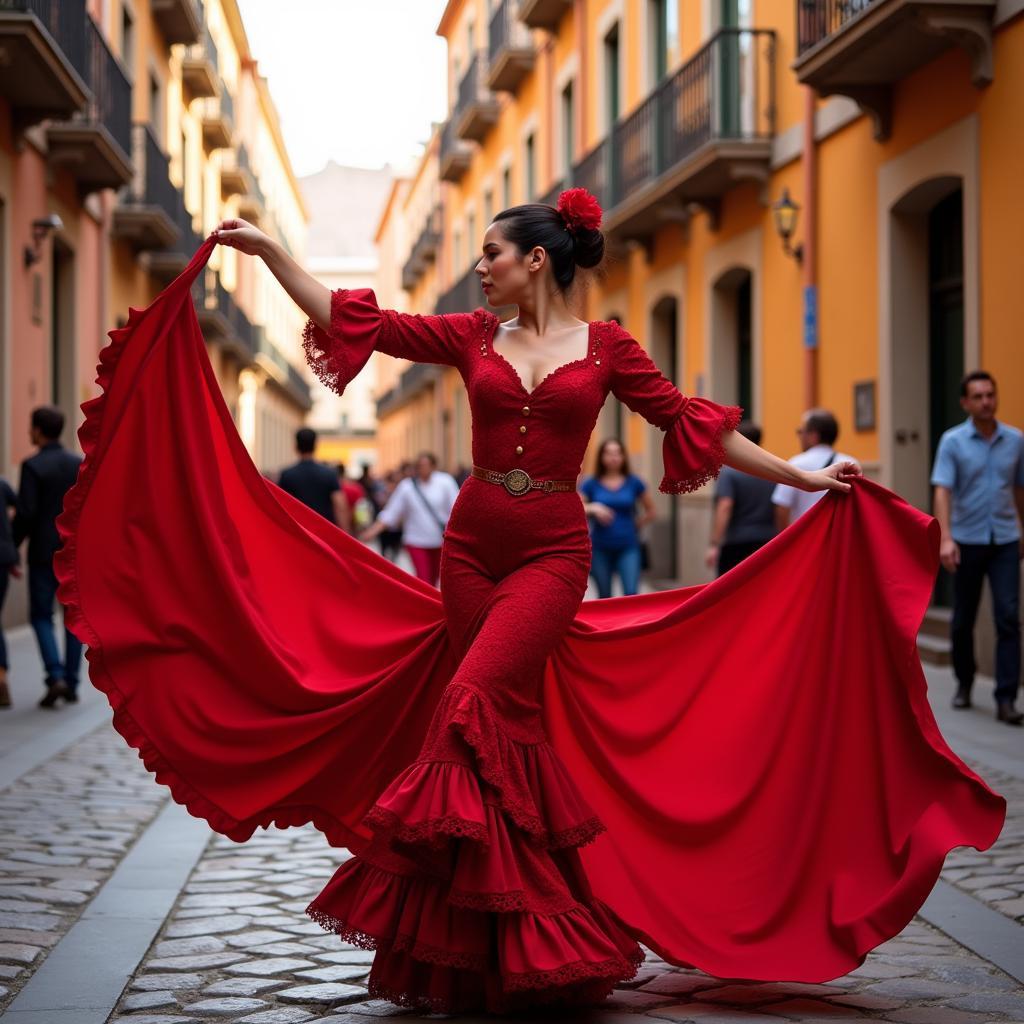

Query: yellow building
left=0, top=0, right=309, bottom=626
left=376, top=0, right=1024, bottom=589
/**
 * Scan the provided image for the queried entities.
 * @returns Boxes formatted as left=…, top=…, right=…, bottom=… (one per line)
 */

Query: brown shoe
left=38, top=678, right=70, bottom=709
left=996, top=702, right=1023, bottom=726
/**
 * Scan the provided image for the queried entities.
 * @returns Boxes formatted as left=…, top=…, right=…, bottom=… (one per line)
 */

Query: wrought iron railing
left=0, top=0, right=88, bottom=79
left=83, top=16, right=131, bottom=158
left=456, top=52, right=489, bottom=121
left=571, top=28, right=774, bottom=214
left=126, top=123, right=177, bottom=214
left=436, top=264, right=485, bottom=316
left=488, top=0, right=531, bottom=65
left=797, top=0, right=876, bottom=54
left=186, top=13, right=218, bottom=68
left=402, top=204, right=443, bottom=289
left=440, top=117, right=468, bottom=169
left=538, top=179, right=565, bottom=208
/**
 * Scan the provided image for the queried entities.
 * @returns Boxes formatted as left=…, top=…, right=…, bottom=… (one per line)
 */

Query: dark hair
left=737, top=420, right=762, bottom=446
left=961, top=370, right=995, bottom=397
left=295, top=427, right=317, bottom=454
left=493, top=203, right=605, bottom=293
left=416, top=451, right=438, bottom=467
left=594, top=438, right=631, bottom=477
left=804, top=409, right=839, bottom=447
left=31, top=406, right=64, bottom=441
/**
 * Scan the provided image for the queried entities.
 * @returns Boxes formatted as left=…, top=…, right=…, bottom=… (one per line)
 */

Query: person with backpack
left=359, top=452, right=458, bottom=587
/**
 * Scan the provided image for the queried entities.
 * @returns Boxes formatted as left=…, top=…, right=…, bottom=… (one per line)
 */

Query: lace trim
left=449, top=886, right=578, bottom=915
left=363, top=804, right=489, bottom=848
left=301, top=291, right=355, bottom=397
left=504, top=954, right=641, bottom=993
left=547, top=816, right=606, bottom=850
left=660, top=402, right=743, bottom=495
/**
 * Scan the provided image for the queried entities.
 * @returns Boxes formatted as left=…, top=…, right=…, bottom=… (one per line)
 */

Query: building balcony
left=518, top=0, right=572, bottom=30
left=402, top=204, right=443, bottom=291
left=201, top=87, right=233, bottom=151
left=46, top=16, right=132, bottom=194
left=572, top=28, right=776, bottom=244
left=151, top=0, right=200, bottom=45
left=793, top=0, right=995, bottom=140
left=454, top=52, right=500, bottom=142
left=193, top=276, right=257, bottom=362
left=181, top=18, right=218, bottom=100
left=538, top=178, right=565, bottom=208
left=0, top=0, right=90, bottom=132
left=145, top=183, right=204, bottom=283
left=254, top=326, right=313, bottom=411
left=376, top=362, right=442, bottom=420
left=487, top=0, right=535, bottom=93
left=439, top=117, right=472, bottom=182
left=220, top=143, right=255, bottom=198
left=111, top=123, right=179, bottom=250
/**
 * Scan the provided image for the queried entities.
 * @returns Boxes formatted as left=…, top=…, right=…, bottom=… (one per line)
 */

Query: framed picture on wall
left=854, top=380, right=876, bottom=432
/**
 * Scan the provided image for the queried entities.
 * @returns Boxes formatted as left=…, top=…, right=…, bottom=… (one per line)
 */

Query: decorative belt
left=471, top=465, right=577, bottom=496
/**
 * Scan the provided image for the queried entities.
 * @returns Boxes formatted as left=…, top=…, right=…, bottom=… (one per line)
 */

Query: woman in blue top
left=579, top=439, right=655, bottom=598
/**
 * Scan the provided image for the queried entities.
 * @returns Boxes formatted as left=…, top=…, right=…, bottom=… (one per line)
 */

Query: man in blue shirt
left=931, top=371, right=1024, bottom=725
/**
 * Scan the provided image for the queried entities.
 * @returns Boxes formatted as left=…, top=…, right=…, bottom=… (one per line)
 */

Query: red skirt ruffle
left=306, top=682, right=643, bottom=1014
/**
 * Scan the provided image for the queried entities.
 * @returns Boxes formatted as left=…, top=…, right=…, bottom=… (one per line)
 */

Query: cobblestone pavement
left=98, top=823, right=1024, bottom=1024
left=943, top=762, right=1024, bottom=926
left=0, top=725, right=168, bottom=1012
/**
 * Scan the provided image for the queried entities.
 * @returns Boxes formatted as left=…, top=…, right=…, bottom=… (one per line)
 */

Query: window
left=524, top=133, right=535, bottom=201
left=604, top=24, right=621, bottom=128
left=453, top=227, right=462, bottom=273
left=467, top=211, right=477, bottom=257
left=502, top=166, right=511, bottom=209
left=648, top=0, right=680, bottom=84
left=484, top=187, right=493, bottom=223
left=560, top=81, right=575, bottom=178
left=149, top=71, right=163, bottom=145
left=121, top=3, right=135, bottom=77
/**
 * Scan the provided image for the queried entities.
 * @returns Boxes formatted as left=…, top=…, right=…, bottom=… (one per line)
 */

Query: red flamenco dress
left=54, top=241, right=1005, bottom=1014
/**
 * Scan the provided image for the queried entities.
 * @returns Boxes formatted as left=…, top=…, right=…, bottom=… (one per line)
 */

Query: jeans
left=951, top=541, right=1021, bottom=704
left=590, top=544, right=642, bottom=598
left=28, top=564, right=83, bottom=692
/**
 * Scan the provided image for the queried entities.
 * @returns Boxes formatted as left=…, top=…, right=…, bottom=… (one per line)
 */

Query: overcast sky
left=236, top=0, right=449, bottom=177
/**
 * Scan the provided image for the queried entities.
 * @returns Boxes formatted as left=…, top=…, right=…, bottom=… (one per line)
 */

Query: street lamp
left=772, top=188, right=804, bottom=264
left=24, top=214, right=64, bottom=269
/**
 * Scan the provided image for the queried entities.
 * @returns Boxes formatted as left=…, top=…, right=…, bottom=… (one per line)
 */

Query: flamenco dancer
left=54, top=189, right=1005, bottom=1015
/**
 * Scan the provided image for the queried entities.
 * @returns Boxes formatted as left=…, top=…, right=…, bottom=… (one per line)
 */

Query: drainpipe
left=802, top=86, right=818, bottom=409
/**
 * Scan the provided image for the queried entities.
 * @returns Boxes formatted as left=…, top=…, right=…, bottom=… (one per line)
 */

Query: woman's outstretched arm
left=723, top=429, right=859, bottom=495
left=213, top=219, right=330, bottom=329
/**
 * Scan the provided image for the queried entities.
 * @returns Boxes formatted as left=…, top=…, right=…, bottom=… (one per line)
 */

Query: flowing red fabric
left=55, top=241, right=1004, bottom=991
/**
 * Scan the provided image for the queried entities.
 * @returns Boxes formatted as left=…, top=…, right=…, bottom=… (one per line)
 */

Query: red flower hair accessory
left=556, top=187, right=603, bottom=233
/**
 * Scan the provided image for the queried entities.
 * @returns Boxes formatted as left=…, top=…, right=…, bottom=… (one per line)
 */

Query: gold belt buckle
left=502, top=468, right=531, bottom=495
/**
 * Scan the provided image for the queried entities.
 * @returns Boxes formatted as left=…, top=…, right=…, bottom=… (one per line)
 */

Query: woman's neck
left=515, top=288, right=583, bottom=336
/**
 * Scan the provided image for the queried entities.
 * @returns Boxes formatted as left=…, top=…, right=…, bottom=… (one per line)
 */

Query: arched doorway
left=647, top=295, right=680, bottom=579
left=710, top=266, right=753, bottom=415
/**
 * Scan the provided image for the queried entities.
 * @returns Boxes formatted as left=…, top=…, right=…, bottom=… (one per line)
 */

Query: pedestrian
left=579, top=438, right=654, bottom=597
left=373, top=469, right=404, bottom=562
left=932, top=371, right=1024, bottom=726
left=360, top=452, right=458, bottom=587
left=11, top=406, right=83, bottom=708
left=336, top=461, right=369, bottom=535
left=277, top=427, right=347, bottom=528
left=706, top=421, right=778, bottom=575
left=0, top=475, right=18, bottom=708
left=772, top=408, right=857, bottom=529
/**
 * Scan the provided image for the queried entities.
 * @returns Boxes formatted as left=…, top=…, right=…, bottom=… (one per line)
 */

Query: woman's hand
left=800, top=461, right=862, bottom=494
left=585, top=501, right=615, bottom=527
left=212, top=218, right=270, bottom=257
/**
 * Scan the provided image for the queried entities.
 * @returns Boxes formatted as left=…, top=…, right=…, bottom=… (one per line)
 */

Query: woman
left=580, top=438, right=653, bottom=597
left=53, top=190, right=1004, bottom=1016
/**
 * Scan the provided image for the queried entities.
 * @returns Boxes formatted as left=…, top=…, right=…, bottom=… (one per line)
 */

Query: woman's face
left=601, top=442, right=625, bottom=474
left=475, top=222, right=542, bottom=308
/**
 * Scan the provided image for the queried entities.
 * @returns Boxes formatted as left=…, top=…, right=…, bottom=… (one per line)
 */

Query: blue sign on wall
left=803, top=285, right=818, bottom=350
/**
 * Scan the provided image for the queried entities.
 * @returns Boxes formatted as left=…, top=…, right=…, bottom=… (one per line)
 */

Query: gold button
left=515, top=445, right=523, bottom=455
left=519, top=425, right=527, bottom=434
left=522, top=406, right=530, bottom=416
left=595, top=359, right=601, bottom=365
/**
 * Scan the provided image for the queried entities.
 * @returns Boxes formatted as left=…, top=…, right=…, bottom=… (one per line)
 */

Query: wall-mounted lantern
left=24, top=214, right=64, bottom=269
left=772, top=188, right=804, bottom=264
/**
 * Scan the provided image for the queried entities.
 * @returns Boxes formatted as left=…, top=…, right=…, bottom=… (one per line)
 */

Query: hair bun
left=557, top=188, right=603, bottom=233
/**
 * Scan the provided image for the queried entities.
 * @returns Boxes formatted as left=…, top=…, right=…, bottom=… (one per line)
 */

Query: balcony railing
left=193, top=276, right=257, bottom=362
left=538, top=179, right=564, bottom=208
left=151, top=0, right=200, bottom=45
left=487, top=0, right=535, bottom=93
left=254, top=327, right=313, bottom=410
left=439, top=117, right=472, bottom=182
left=112, top=123, right=179, bottom=249
left=0, top=0, right=90, bottom=129
left=402, top=205, right=443, bottom=291
left=46, top=15, right=132, bottom=193
left=221, top=142, right=255, bottom=198
left=182, top=16, right=218, bottom=99
left=201, top=86, right=233, bottom=151
left=793, top=0, right=995, bottom=141
left=147, top=181, right=204, bottom=283
left=435, top=264, right=483, bottom=316
left=376, top=362, right=443, bottom=420
left=454, top=52, right=500, bottom=142
left=570, top=29, right=775, bottom=240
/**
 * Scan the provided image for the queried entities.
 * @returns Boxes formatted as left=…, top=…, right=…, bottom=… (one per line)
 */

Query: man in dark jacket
left=278, top=428, right=346, bottom=528
left=12, top=407, right=83, bottom=708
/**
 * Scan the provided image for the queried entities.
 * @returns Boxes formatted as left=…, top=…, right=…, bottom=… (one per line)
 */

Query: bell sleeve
left=610, top=330, right=742, bottom=495
left=302, top=287, right=478, bottom=396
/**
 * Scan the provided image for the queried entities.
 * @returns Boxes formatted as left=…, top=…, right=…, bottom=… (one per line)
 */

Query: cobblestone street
left=0, top=626, right=1021, bottom=1024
